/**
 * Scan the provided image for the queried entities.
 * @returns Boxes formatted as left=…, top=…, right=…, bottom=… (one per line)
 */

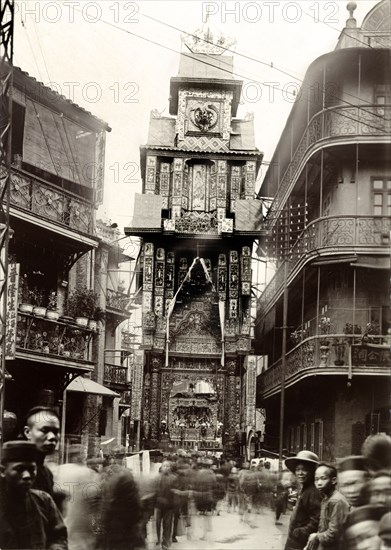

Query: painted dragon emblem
left=191, top=104, right=218, bottom=132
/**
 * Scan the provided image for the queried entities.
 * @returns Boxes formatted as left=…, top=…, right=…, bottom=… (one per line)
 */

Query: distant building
left=255, top=0, right=391, bottom=461
left=126, top=25, right=267, bottom=454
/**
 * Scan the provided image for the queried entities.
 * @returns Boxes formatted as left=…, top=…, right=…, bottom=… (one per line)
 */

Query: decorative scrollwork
left=175, top=211, right=218, bottom=234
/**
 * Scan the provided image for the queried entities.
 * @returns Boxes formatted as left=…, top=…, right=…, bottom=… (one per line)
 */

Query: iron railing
left=257, top=215, right=391, bottom=317
left=103, top=363, right=129, bottom=386
left=257, top=334, right=390, bottom=396
left=269, top=105, right=391, bottom=216
left=16, top=312, right=94, bottom=362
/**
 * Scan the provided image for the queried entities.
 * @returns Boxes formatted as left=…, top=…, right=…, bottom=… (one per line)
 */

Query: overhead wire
left=46, top=1, right=391, bottom=135
left=138, top=9, right=391, bottom=123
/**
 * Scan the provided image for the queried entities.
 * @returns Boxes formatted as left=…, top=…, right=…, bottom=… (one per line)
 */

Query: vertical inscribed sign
left=5, top=263, right=19, bottom=360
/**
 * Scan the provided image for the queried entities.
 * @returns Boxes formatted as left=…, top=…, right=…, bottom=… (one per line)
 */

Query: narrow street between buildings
left=146, top=506, right=289, bottom=550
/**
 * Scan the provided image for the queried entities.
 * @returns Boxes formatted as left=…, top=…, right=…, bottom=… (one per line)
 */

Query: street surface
left=146, top=506, right=289, bottom=550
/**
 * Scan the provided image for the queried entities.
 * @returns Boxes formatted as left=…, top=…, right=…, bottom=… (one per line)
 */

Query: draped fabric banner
left=218, top=301, right=225, bottom=366
left=165, top=257, right=198, bottom=366
left=165, top=257, right=225, bottom=367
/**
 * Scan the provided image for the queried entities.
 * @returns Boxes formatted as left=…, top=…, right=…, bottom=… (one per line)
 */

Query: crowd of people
left=0, top=404, right=390, bottom=550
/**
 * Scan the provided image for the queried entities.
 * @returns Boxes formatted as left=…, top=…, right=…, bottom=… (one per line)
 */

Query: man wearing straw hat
left=0, top=440, right=68, bottom=550
left=283, top=450, right=321, bottom=550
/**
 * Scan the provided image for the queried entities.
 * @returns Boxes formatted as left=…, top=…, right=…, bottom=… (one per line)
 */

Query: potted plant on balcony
left=65, top=287, right=97, bottom=327
left=31, top=286, right=47, bottom=317
left=88, top=306, right=105, bottom=331
left=343, top=323, right=362, bottom=345
left=46, top=290, right=59, bottom=321
left=362, top=321, right=380, bottom=344
left=319, top=317, right=332, bottom=366
left=18, top=274, right=34, bottom=313
left=290, top=328, right=308, bottom=346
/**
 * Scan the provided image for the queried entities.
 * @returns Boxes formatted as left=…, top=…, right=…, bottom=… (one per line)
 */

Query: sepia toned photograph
left=0, top=1, right=390, bottom=549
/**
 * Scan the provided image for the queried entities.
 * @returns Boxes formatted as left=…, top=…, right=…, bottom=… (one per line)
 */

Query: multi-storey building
left=255, top=0, right=391, bottom=461
left=3, top=67, right=116, bottom=455
left=126, top=28, right=266, bottom=454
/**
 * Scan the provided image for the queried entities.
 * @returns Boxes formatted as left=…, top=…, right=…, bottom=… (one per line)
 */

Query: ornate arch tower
left=126, top=26, right=266, bottom=453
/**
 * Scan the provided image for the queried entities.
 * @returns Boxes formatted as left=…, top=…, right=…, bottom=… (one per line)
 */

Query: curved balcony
left=271, top=105, right=391, bottom=215
left=257, top=334, right=390, bottom=400
left=106, top=288, right=132, bottom=313
left=257, top=215, right=391, bottom=317
left=1, top=166, right=95, bottom=239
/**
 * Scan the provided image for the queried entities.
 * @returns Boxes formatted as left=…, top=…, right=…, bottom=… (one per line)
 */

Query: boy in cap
left=284, top=450, right=321, bottom=550
left=337, top=455, right=369, bottom=509
left=0, top=440, right=68, bottom=550
left=304, top=463, right=349, bottom=550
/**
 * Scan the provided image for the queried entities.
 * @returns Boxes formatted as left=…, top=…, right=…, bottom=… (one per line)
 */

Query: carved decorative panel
left=230, top=165, right=241, bottom=212
left=146, top=156, right=157, bottom=194
left=241, top=246, right=251, bottom=296
left=190, top=164, right=207, bottom=211
left=229, top=250, right=239, bottom=318
left=159, top=162, right=170, bottom=209
left=218, top=254, right=227, bottom=301
left=243, top=161, right=256, bottom=200
left=176, top=89, right=233, bottom=147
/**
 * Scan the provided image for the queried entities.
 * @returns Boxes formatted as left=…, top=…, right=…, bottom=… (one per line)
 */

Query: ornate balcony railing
left=1, top=166, right=94, bottom=235
left=257, top=334, right=390, bottom=397
left=270, top=105, right=391, bottom=215
left=16, top=312, right=94, bottom=362
left=257, top=215, right=391, bottom=317
left=106, top=288, right=131, bottom=311
left=103, top=363, right=129, bottom=386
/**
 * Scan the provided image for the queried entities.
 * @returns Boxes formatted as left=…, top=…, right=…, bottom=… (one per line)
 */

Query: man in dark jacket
left=0, top=440, right=67, bottom=550
left=155, top=460, right=177, bottom=550
left=284, top=450, right=321, bottom=550
left=23, top=406, right=61, bottom=500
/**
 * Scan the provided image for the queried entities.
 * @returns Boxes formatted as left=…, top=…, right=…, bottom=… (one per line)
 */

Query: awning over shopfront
left=66, top=376, right=119, bottom=397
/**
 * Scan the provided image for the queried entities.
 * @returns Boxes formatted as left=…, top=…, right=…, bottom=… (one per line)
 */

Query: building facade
left=255, top=0, right=391, bottom=462
left=126, top=28, right=266, bottom=454
left=2, top=67, right=125, bottom=458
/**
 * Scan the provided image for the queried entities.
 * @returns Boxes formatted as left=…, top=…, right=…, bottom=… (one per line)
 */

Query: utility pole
left=278, top=260, right=288, bottom=471
left=0, top=0, right=15, bottom=458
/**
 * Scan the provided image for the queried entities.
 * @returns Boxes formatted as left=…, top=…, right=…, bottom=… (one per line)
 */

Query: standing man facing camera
left=284, top=451, right=321, bottom=550
left=23, top=406, right=61, bottom=499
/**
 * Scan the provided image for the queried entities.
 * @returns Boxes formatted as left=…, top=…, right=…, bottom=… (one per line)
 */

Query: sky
left=12, top=0, right=379, bottom=231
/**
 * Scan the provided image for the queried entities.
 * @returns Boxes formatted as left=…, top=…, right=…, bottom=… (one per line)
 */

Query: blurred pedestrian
left=284, top=450, right=321, bottom=550
left=227, top=466, right=239, bottom=512
left=337, top=456, right=369, bottom=510
left=274, top=470, right=290, bottom=525
left=172, top=458, right=191, bottom=542
left=304, top=463, right=349, bottom=550
left=379, top=511, right=391, bottom=550
left=0, top=440, right=67, bottom=550
left=343, top=504, right=386, bottom=550
left=193, top=459, right=216, bottom=541
left=155, top=460, right=177, bottom=550
left=99, top=462, right=144, bottom=550
left=366, top=471, right=391, bottom=508
left=54, top=445, right=101, bottom=550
